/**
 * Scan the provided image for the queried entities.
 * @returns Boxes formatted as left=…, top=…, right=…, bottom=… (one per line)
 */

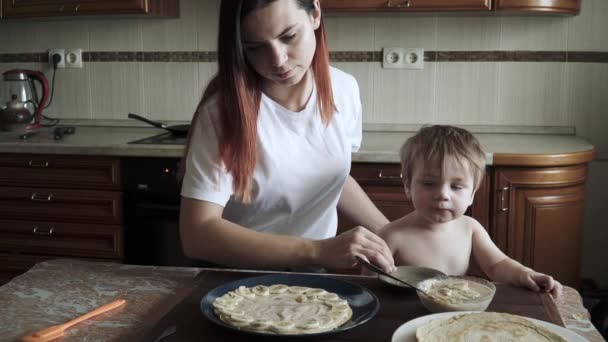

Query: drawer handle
left=33, top=226, right=54, bottom=236
left=378, top=170, right=403, bottom=180
left=28, top=160, right=50, bottom=168
left=74, top=4, right=80, bottom=13
left=387, top=0, right=410, bottom=7
left=500, top=186, right=509, bottom=212
left=31, top=193, right=54, bottom=202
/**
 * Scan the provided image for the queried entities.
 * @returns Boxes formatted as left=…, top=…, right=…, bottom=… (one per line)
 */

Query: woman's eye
left=422, top=181, right=434, bottom=186
left=281, top=34, right=296, bottom=43
left=245, top=45, right=261, bottom=52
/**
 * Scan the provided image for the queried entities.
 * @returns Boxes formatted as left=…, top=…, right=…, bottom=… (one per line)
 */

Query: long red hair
left=184, top=0, right=334, bottom=203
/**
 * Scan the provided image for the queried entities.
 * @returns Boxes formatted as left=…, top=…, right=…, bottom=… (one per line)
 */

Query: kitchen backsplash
left=0, top=0, right=607, bottom=287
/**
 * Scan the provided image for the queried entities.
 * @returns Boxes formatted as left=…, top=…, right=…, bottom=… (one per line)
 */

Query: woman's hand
left=312, top=226, right=396, bottom=273
left=519, top=270, right=563, bottom=299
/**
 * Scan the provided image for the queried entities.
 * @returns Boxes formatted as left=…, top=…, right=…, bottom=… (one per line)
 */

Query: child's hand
left=520, top=271, right=563, bottom=299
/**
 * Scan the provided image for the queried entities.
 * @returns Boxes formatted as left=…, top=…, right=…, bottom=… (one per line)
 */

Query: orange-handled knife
left=20, top=299, right=126, bottom=342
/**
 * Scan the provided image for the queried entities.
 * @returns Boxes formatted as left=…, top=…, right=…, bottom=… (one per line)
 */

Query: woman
left=180, top=0, right=395, bottom=273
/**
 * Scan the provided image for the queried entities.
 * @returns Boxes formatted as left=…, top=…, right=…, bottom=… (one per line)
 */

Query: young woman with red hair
left=180, top=0, right=395, bottom=273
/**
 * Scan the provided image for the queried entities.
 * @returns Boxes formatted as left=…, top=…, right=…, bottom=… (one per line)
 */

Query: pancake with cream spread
left=416, top=312, right=568, bottom=342
left=213, top=284, right=353, bottom=334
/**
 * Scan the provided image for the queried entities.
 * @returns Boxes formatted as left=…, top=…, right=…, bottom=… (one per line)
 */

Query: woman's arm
left=180, top=197, right=395, bottom=271
left=337, top=175, right=390, bottom=234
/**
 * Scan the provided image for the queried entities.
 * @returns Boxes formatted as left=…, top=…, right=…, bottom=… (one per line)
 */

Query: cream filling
left=213, top=284, right=353, bottom=334
left=426, top=278, right=491, bottom=304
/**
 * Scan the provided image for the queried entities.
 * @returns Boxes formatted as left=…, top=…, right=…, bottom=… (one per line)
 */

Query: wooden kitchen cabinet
left=492, top=165, right=588, bottom=288
left=322, top=0, right=492, bottom=12
left=0, top=154, right=123, bottom=285
left=321, top=0, right=581, bottom=14
left=493, top=0, right=581, bottom=15
left=2, top=0, right=178, bottom=18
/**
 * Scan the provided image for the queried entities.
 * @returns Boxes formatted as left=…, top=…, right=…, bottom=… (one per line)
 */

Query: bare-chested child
left=379, top=125, right=562, bottom=298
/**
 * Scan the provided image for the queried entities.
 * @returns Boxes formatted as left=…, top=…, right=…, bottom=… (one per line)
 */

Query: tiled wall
left=0, top=0, right=606, bottom=286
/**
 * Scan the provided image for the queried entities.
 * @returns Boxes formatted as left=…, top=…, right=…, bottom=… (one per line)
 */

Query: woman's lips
left=275, top=67, right=295, bottom=80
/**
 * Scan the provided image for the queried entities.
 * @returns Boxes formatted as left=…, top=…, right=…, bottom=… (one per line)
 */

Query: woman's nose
left=270, top=44, right=287, bottom=68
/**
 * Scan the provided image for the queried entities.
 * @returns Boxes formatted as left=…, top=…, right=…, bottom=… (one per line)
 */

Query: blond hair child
left=379, top=125, right=562, bottom=298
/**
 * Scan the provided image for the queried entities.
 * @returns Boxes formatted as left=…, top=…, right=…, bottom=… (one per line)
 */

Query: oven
left=122, top=157, right=211, bottom=267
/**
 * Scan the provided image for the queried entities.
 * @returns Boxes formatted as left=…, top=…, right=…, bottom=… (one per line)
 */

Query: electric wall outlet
left=65, top=48, right=83, bottom=68
left=382, top=47, right=425, bottom=69
left=48, top=49, right=65, bottom=68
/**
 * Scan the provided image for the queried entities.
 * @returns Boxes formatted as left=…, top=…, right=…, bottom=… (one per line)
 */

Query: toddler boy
left=379, top=125, right=562, bottom=298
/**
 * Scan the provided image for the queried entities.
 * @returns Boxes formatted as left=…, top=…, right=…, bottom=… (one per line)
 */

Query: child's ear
left=403, top=181, right=411, bottom=199
left=468, top=189, right=477, bottom=206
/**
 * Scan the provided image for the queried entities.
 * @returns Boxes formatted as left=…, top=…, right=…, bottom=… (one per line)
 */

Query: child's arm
left=470, top=220, right=563, bottom=298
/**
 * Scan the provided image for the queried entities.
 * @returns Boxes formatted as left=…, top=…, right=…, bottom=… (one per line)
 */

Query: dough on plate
left=213, top=284, right=352, bottom=334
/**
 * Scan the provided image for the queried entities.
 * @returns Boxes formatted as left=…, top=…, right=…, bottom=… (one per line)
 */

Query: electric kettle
left=0, top=69, right=49, bottom=131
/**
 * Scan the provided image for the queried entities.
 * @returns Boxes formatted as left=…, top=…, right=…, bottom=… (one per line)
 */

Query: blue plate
left=200, top=274, right=380, bottom=338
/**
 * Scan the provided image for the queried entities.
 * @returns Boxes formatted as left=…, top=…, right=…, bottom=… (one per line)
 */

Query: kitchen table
left=0, top=259, right=604, bottom=342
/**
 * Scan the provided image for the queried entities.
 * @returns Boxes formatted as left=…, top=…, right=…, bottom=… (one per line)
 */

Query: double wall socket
left=382, top=47, right=424, bottom=69
left=48, top=48, right=83, bottom=69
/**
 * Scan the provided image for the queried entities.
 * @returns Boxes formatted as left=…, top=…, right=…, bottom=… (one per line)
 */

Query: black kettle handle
left=128, top=113, right=167, bottom=129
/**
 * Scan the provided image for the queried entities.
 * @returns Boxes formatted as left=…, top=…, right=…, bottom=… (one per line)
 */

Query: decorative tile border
left=0, top=51, right=607, bottom=63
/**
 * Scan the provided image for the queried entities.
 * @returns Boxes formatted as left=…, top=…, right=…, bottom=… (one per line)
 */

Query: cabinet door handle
left=378, top=170, right=403, bottom=180
left=74, top=4, right=80, bottom=13
left=27, top=160, right=49, bottom=168
left=33, top=226, right=54, bottom=236
left=30, top=193, right=54, bottom=202
left=500, top=186, right=509, bottom=212
left=387, top=0, right=410, bottom=8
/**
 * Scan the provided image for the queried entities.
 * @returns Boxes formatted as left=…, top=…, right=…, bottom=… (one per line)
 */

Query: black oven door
left=122, top=157, right=215, bottom=267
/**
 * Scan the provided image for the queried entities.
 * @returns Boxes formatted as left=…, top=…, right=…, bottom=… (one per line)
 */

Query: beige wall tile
left=436, top=17, right=501, bottom=51
left=141, top=0, right=198, bottom=51
left=332, top=62, right=375, bottom=123
left=568, top=63, right=608, bottom=159
left=196, top=0, right=220, bottom=51
left=42, top=64, right=92, bottom=119
left=435, top=62, right=499, bottom=125
left=89, top=19, right=142, bottom=51
left=0, top=20, right=89, bottom=53
left=325, top=17, right=375, bottom=51
left=196, top=62, right=218, bottom=103
left=500, top=17, right=568, bottom=51
left=496, top=63, right=569, bottom=126
left=89, top=62, right=144, bottom=120
left=373, top=16, right=437, bottom=50
left=372, top=64, right=436, bottom=123
left=568, top=0, right=608, bottom=51
left=142, top=63, right=198, bottom=121
left=581, top=161, right=608, bottom=288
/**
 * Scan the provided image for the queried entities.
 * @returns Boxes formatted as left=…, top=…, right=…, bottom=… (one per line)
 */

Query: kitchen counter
left=0, top=259, right=604, bottom=342
left=0, top=125, right=596, bottom=165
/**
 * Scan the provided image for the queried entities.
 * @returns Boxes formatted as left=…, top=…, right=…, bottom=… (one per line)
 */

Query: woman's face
left=241, top=0, right=321, bottom=88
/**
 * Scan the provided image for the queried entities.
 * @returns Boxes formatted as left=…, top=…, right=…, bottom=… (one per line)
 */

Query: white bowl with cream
left=416, top=276, right=496, bottom=313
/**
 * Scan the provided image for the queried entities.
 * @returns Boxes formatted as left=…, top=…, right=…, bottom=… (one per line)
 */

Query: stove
left=128, top=132, right=186, bottom=145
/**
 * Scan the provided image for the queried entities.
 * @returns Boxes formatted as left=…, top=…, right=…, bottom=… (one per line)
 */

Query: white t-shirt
left=181, top=67, right=362, bottom=240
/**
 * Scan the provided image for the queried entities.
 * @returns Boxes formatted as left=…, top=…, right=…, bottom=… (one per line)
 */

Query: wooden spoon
left=20, top=299, right=126, bottom=342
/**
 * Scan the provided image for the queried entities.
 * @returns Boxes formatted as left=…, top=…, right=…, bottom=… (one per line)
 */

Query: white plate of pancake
left=201, top=274, right=380, bottom=338
left=391, top=311, right=588, bottom=342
